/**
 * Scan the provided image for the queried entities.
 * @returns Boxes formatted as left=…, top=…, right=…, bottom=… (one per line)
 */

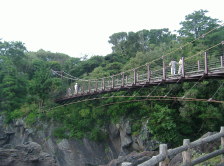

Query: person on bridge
left=67, top=87, right=72, bottom=96
left=169, top=60, right=178, bottom=75
left=178, top=58, right=183, bottom=75
left=74, top=83, right=78, bottom=94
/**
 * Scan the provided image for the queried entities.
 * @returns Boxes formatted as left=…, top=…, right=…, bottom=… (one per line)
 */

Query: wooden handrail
left=57, top=53, right=224, bottom=102
left=138, top=127, right=224, bottom=166
left=183, top=149, right=224, bottom=166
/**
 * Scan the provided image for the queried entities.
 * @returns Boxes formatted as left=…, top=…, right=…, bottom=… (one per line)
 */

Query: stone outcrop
left=103, top=119, right=160, bottom=166
left=0, top=142, right=57, bottom=166
left=0, top=117, right=116, bottom=166
left=101, top=151, right=158, bottom=166
left=0, top=116, right=159, bottom=166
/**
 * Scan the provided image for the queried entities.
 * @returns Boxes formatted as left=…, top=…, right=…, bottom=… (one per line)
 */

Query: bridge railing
left=97, top=79, right=103, bottom=91
left=62, top=45, right=224, bottom=98
left=137, top=65, right=148, bottom=83
left=104, top=77, right=111, bottom=90
left=138, top=126, right=224, bottom=166
left=208, top=50, right=224, bottom=71
left=150, top=59, right=164, bottom=82
left=113, top=74, right=123, bottom=88
left=126, top=70, right=135, bottom=85
left=184, top=53, right=205, bottom=76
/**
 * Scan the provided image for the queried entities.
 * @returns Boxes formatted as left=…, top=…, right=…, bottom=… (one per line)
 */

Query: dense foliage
left=1, top=10, right=224, bottom=146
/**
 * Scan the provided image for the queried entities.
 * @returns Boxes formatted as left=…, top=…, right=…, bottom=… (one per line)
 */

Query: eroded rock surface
left=0, top=116, right=159, bottom=166
left=0, top=142, right=57, bottom=166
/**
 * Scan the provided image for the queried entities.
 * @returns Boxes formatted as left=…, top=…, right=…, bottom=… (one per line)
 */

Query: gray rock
left=121, top=162, right=132, bottom=166
left=2, top=144, right=14, bottom=149
left=14, top=119, right=24, bottom=127
left=0, top=115, right=161, bottom=166
left=102, top=151, right=158, bottom=166
left=119, top=121, right=133, bottom=149
left=109, top=124, right=120, bottom=138
left=0, top=142, right=58, bottom=166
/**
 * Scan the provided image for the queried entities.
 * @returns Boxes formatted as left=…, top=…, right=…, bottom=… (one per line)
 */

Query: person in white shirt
left=169, top=60, right=178, bottom=75
left=178, top=58, right=183, bottom=75
left=74, top=83, right=78, bottom=94
left=67, top=87, right=72, bottom=96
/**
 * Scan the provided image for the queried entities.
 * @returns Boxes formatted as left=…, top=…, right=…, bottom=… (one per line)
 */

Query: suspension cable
left=208, top=81, right=224, bottom=101
left=147, top=82, right=162, bottom=97
left=182, top=75, right=204, bottom=99
left=52, top=95, right=224, bottom=111
left=164, top=78, right=182, bottom=97
left=52, top=24, right=224, bottom=83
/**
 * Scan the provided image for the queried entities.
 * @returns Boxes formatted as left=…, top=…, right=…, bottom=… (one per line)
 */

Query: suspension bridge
left=54, top=41, right=224, bottom=104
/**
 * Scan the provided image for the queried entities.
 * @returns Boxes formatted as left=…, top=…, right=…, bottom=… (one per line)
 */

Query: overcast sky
left=1, top=0, right=223, bottom=57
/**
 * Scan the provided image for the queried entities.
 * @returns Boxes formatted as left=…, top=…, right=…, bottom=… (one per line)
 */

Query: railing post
left=198, top=60, right=200, bottom=71
left=76, top=84, right=79, bottom=95
left=204, top=52, right=208, bottom=75
left=108, top=80, right=111, bottom=88
left=221, top=56, right=223, bottom=68
left=182, top=139, right=191, bottom=166
left=82, top=83, right=84, bottom=94
left=117, top=79, right=120, bottom=86
left=126, top=76, right=128, bottom=84
left=162, top=57, right=166, bottom=80
left=221, top=43, right=224, bottom=67
left=133, top=69, right=137, bottom=85
left=220, top=126, right=224, bottom=163
left=111, top=76, right=114, bottom=89
left=121, top=73, right=124, bottom=87
left=102, top=78, right=105, bottom=91
left=88, top=80, right=91, bottom=93
left=159, top=144, right=169, bottom=166
left=95, top=80, right=98, bottom=92
left=60, top=71, right=63, bottom=80
left=181, top=57, right=185, bottom=78
left=137, top=72, right=139, bottom=82
left=147, top=64, right=150, bottom=83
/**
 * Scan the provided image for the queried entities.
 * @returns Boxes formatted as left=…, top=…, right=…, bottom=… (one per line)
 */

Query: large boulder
left=0, top=141, right=57, bottom=166
left=101, top=151, right=158, bottom=166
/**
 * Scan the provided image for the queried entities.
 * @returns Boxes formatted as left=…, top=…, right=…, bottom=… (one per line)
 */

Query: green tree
left=29, top=61, right=62, bottom=106
left=0, top=41, right=28, bottom=112
left=178, top=10, right=220, bottom=39
left=108, top=32, right=127, bottom=55
left=70, top=55, right=104, bottom=77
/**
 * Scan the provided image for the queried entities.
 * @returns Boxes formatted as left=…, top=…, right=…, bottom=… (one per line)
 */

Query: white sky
left=1, top=0, right=223, bottom=58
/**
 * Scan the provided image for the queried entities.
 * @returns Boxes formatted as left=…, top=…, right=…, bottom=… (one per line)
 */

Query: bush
left=89, top=127, right=108, bottom=142
left=25, top=112, right=37, bottom=125
left=53, top=127, right=68, bottom=139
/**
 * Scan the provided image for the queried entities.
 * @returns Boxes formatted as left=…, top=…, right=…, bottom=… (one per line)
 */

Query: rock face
left=0, top=142, right=57, bottom=166
left=0, top=116, right=58, bottom=166
left=103, top=120, right=160, bottom=166
left=101, top=151, right=158, bottom=166
left=0, top=116, right=158, bottom=166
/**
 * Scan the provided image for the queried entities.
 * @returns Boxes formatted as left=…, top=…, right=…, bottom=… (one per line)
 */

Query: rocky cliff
left=0, top=116, right=159, bottom=166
